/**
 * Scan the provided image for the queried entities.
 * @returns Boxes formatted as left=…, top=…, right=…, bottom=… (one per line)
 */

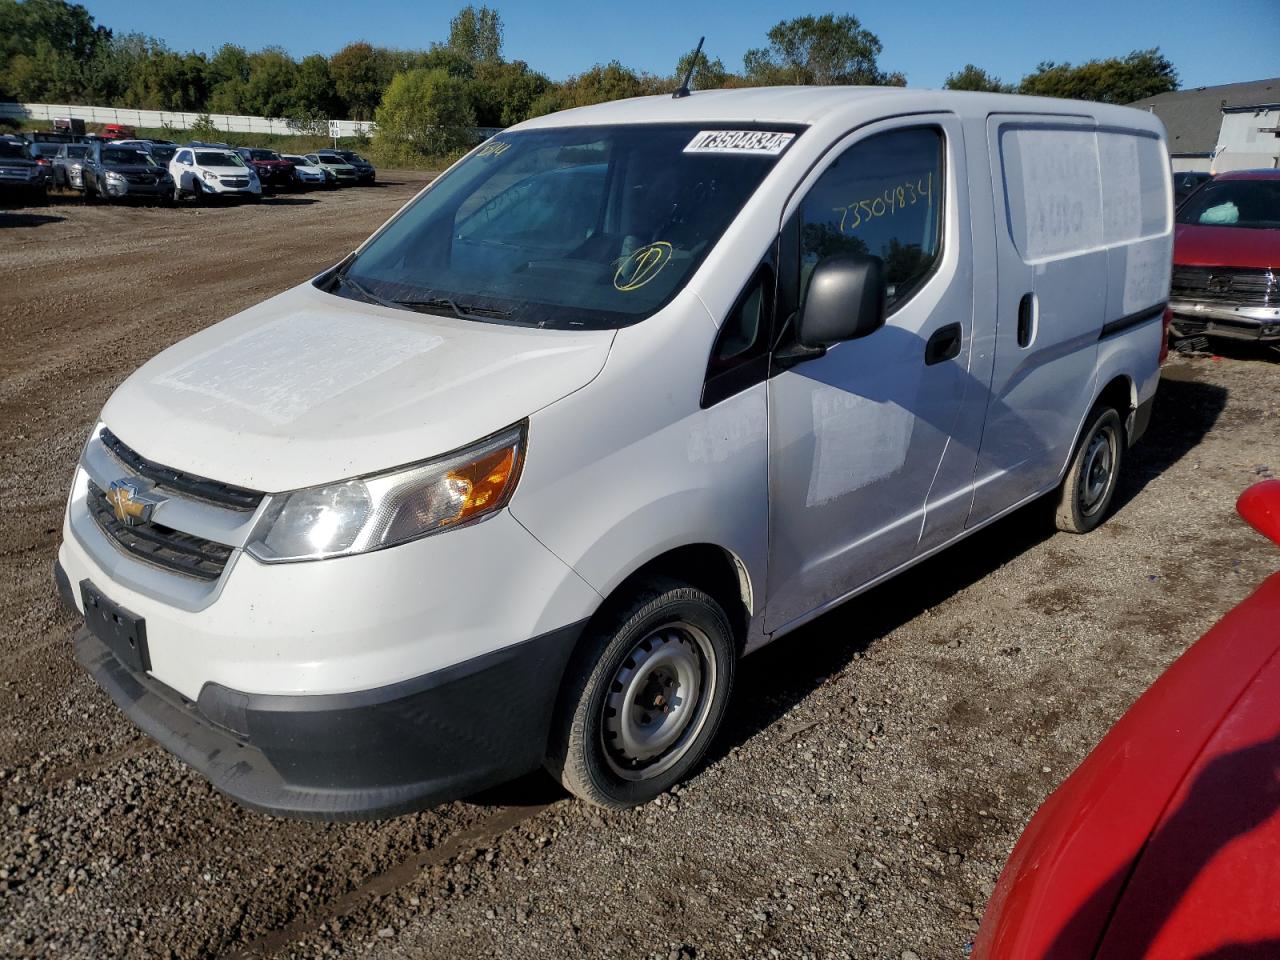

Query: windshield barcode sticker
left=684, top=130, right=796, bottom=155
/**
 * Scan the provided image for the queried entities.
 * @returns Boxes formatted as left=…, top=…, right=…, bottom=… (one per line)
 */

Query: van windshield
left=332, top=124, right=800, bottom=329
left=1176, top=178, right=1280, bottom=230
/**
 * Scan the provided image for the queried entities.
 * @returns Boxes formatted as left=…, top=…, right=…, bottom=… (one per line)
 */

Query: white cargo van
left=55, top=87, right=1173, bottom=818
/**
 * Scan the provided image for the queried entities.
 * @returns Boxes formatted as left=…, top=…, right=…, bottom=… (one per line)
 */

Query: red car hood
left=975, top=480, right=1280, bottom=960
left=1174, top=223, right=1280, bottom=270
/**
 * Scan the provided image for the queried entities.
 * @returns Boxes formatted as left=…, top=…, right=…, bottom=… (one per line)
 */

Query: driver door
left=765, top=115, right=975, bottom=632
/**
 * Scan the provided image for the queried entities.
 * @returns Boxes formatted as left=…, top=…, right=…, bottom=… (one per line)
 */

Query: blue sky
left=82, top=0, right=1280, bottom=89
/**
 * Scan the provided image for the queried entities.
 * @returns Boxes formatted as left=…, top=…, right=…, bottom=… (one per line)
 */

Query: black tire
left=545, top=578, right=736, bottom=809
left=1054, top=403, right=1125, bottom=534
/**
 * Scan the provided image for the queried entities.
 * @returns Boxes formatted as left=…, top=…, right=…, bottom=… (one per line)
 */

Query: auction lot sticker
left=684, top=130, right=796, bottom=155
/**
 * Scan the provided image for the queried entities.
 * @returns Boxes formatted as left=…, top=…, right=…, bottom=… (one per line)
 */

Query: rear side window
left=999, top=126, right=1168, bottom=262
left=799, top=127, right=944, bottom=310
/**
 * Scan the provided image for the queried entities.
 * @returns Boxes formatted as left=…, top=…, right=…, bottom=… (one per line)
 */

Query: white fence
left=1, top=101, right=377, bottom=138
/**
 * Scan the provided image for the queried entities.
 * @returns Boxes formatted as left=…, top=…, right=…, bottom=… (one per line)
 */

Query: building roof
left=1129, top=77, right=1280, bottom=155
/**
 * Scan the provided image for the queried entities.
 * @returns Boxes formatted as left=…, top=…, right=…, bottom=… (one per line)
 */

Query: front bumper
left=103, top=179, right=171, bottom=199
left=1169, top=299, right=1280, bottom=342
left=62, top=567, right=583, bottom=820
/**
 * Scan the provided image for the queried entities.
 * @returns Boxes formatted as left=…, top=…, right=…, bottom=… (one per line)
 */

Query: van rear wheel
left=546, top=578, right=736, bottom=809
left=1055, top=403, right=1124, bottom=534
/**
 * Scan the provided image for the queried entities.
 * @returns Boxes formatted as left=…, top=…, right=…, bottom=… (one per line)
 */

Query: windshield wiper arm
left=334, top=272, right=401, bottom=310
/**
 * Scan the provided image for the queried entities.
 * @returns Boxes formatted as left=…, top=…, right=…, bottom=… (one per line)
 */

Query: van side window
left=702, top=262, right=775, bottom=408
left=799, top=127, right=944, bottom=311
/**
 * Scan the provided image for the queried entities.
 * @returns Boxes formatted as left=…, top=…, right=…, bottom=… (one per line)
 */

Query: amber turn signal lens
left=445, top=445, right=520, bottom=525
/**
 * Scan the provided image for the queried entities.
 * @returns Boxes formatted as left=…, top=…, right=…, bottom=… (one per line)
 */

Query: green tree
left=447, top=4, right=503, bottom=64
left=289, top=53, right=338, bottom=121
left=944, top=64, right=1013, bottom=93
left=743, top=14, right=900, bottom=86
left=373, top=66, right=476, bottom=160
left=243, top=47, right=299, bottom=117
left=1, top=0, right=115, bottom=101
left=532, top=60, right=666, bottom=116
left=673, top=47, right=730, bottom=91
left=207, top=42, right=251, bottom=113
left=1019, top=48, right=1178, bottom=104
left=470, top=58, right=549, bottom=126
left=330, top=41, right=384, bottom=119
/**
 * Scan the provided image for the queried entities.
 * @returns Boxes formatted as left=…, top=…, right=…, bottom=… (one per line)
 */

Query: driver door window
left=799, top=127, right=944, bottom=311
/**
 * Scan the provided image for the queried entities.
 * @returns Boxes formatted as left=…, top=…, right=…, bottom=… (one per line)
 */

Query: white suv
left=169, top=147, right=261, bottom=202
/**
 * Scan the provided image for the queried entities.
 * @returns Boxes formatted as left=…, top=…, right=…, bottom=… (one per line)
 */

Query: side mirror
left=796, top=254, right=887, bottom=349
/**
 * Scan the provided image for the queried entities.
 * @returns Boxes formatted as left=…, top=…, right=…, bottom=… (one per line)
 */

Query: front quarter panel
left=509, top=292, right=768, bottom=635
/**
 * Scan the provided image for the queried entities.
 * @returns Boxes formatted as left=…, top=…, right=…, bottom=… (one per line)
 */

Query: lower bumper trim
left=69, top=599, right=586, bottom=820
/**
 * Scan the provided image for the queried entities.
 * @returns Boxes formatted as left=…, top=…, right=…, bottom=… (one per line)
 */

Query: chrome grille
left=100, top=428, right=263, bottom=511
left=87, top=480, right=233, bottom=581
left=1171, top=266, right=1278, bottom=307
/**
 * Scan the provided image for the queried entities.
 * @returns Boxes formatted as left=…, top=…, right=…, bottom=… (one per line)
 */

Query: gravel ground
left=2, top=183, right=1278, bottom=959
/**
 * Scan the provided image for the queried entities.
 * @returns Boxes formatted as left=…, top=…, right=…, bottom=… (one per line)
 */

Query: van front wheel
left=546, top=579, right=736, bottom=809
left=1055, top=404, right=1124, bottom=534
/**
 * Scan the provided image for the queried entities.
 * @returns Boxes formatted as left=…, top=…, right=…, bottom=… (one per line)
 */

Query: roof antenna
left=673, top=36, right=705, bottom=99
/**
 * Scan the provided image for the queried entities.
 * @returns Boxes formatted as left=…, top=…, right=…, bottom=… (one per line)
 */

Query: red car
left=235, top=148, right=296, bottom=191
left=975, top=479, right=1280, bottom=959
left=1168, top=169, right=1280, bottom=345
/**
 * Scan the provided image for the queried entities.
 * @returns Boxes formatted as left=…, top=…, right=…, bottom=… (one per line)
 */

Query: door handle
left=925, top=322, right=963, bottom=365
left=1017, top=292, right=1036, bottom=347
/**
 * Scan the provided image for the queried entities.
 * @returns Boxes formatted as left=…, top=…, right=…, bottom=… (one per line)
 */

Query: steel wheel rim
left=601, top=621, right=716, bottom=781
left=1079, top=422, right=1117, bottom=516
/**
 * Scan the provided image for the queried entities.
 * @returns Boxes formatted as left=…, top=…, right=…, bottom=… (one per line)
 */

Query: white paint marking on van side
left=154, top=313, right=444, bottom=426
left=805, top=387, right=913, bottom=507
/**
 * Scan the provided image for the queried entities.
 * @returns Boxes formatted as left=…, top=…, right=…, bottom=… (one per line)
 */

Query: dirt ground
left=1, top=181, right=1278, bottom=960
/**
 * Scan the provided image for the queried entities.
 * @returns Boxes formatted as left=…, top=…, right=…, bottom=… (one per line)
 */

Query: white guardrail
left=0, top=101, right=374, bottom=137
left=1, top=102, right=503, bottom=141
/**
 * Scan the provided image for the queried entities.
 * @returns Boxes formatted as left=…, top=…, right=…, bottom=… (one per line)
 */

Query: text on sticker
left=831, top=173, right=933, bottom=234
left=684, top=130, right=796, bottom=155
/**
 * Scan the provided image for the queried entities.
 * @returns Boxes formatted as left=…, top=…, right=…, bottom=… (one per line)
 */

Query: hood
left=251, top=159, right=292, bottom=169
left=1174, top=223, right=1280, bottom=270
left=104, top=163, right=164, bottom=174
left=100, top=281, right=615, bottom=492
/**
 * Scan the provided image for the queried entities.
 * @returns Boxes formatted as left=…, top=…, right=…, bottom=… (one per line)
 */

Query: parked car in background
left=975, top=479, right=1280, bottom=960
left=169, top=147, right=261, bottom=202
left=335, top=149, right=376, bottom=184
left=0, top=135, right=49, bottom=204
left=1173, top=170, right=1212, bottom=207
left=22, top=139, right=59, bottom=181
left=305, top=151, right=359, bottom=185
left=149, top=144, right=177, bottom=167
left=1169, top=169, right=1280, bottom=346
left=53, top=117, right=86, bottom=137
left=109, top=139, right=158, bottom=154
left=100, top=123, right=136, bottom=140
left=282, top=153, right=328, bottom=188
left=51, top=142, right=93, bottom=190
left=235, top=148, right=295, bottom=192
left=80, top=142, right=173, bottom=203
left=55, top=89, right=1172, bottom=819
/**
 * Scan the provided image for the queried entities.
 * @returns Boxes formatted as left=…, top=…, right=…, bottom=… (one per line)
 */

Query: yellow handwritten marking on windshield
left=832, top=172, right=933, bottom=233
left=476, top=140, right=512, bottom=159
left=614, top=242, right=673, bottom=291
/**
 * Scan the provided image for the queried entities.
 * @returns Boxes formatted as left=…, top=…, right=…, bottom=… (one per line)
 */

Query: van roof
left=512, top=85, right=1166, bottom=137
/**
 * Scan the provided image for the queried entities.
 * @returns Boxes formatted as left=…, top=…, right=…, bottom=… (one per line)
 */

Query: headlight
left=246, top=423, right=526, bottom=563
left=202, top=170, right=218, bottom=182
left=106, top=171, right=125, bottom=182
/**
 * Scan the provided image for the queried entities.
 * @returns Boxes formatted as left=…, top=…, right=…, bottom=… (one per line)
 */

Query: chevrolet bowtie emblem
left=106, top=479, right=164, bottom=526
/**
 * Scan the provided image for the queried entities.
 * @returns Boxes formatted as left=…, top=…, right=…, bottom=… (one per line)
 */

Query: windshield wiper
left=393, top=296, right=514, bottom=322
left=332, top=271, right=516, bottom=323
